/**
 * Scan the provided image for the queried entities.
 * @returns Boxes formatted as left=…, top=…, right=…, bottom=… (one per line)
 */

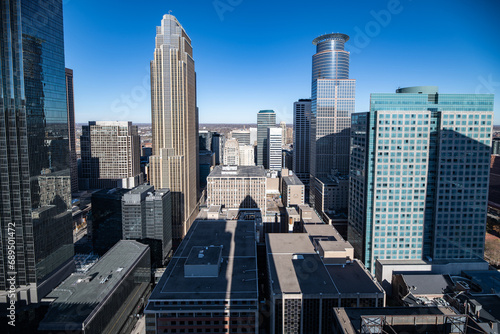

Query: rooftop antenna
left=168, top=10, right=172, bottom=15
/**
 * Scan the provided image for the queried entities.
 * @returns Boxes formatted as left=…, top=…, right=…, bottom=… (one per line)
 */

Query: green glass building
left=349, top=86, right=494, bottom=271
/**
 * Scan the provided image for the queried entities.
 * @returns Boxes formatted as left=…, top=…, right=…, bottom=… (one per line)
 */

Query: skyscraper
left=231, top=129, right=251, bottom=146
left=223, top=138, right=240, bottom=166
left=65, top=68, right=78, bottom=193
left=239, top=145, right=255, bottom=166
left=280, top=121, right=287, bottom=147
left=122, top=185, right=173, bottom=267
left=348, top=86, right=494, bottom=271
left=149, top=14, right=199, bottom=241
left=0, top=0, right=74, bottom=304
left=267, top=127, right=282, bottom=171
left=310, top=33, right=355, bottom=213
left=80, top=121, right=142, bottom=189
left=293, top=99, right=312, bottom=186
left=257, top=109, right=276, bottom=167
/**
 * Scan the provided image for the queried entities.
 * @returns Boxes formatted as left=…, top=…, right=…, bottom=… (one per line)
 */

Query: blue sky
left=64, top=0, right=500, bottom=124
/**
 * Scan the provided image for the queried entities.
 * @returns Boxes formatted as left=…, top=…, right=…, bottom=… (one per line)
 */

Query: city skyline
left=64, top=0, right=500, bottom=124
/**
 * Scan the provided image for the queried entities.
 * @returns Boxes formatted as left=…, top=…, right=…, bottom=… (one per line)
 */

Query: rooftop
left=39, top=241, right=149, bottom=328
left=334, top=306, right=458, bottom=333
left=312, top=33, right=350, bottom=45
left=266, top=234, right=383, bottom=296
left=148, top=220, right=258, bottom=301
left=400, top=274, right=453, bottom=295
left=208, top=165, right=267, bottom=178
left=282, top=173, right=304, bottom=186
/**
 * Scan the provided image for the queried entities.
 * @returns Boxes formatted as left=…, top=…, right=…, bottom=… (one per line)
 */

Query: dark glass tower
left=0, top=0, right=74, bottom=304
left=66, top=68, right=78, bottom=193
left=293, top=99, right=312, bottom=187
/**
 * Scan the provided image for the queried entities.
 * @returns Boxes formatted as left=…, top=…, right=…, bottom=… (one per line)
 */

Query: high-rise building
left=249, top=127, right=257, bottom=146
left=267, top=127, right=282, bottom=171
left=80, top=121, right=142, bottom=189
left=223, top=138, right=240, bottom=166
left=239, top=144, right=255, bottom=166
left=199, top=150, right=215, bottom=189
left=91, top=188, right=131, bottom=255
left=122, top=185, right=173, bottom=267
left=310, top=33, right=355, bottom=214
left=149, top=14, right=199, bottom=241
left=257, top=110, right=276, bottom=167
left=65, top=68, right=78, bottom=193
left=0, top=0, right=74, bottom=305
left=211, top=132, right=224, bottom=165
left=199, top=130, right=212, bottom=151
left=492, top=137, right=500, bottom=155
left=348, top=86, right=494, bottom=271
left=280, top=121, right=287, bottom=147
left=293, top=99, right=312, bottom=186
left=231, top=129, right=251, bottom=145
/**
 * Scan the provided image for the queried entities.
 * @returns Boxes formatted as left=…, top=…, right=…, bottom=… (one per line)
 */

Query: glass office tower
left=257, top=109, right=276, bottom=167
left=310, top=33, right=355, bottom=212
left=293, top=99, right=312, bottom=186
left=0, top=0, right=74, bottom=304
left=348, top=86, right=494, bottom=271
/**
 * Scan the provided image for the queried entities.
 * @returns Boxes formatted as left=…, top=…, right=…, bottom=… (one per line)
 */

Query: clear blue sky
left=64, top=0, right=500, bottom=124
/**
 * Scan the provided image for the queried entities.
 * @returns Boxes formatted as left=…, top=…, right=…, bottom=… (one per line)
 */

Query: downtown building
left=39, top=240, right=151, bottom=334
left=231, top=129, right=251, bottom=146
left=145, top=219, right=259, bottom=333
left=80, top=121, right=142, bottom=189
left=0, top=0, right=75, bottom=308
left=149, top=14, right=199, bottom=241
left=267, top=127, right=282, bottom=171
left=257, top=110, right=276, bottom=167
left=122, top=184, right=173, bottom=267
left=309, top=33, right=355, bottom=218
left=266, top=226, right=385, bottom=334
left=223, top=138, right=240, bottom=166
left=293, top=99, right=312, bottom=186
left=65, top=68, right=78, bottom=193
left=348, top=86, right=494, bottom=271
left=206, top=165, right=267, bottom=213
left=239, top=144, right=255, bottom=166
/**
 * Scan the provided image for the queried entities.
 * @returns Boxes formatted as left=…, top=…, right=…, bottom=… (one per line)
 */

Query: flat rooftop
left=266, top=234, right=384, bottom=297
left=208, top=165, right=266, bottom=178
left=127, top=184, right=154, bottom=194
left=282, top=173, right=304, bottom=186
left=304, top=224, right=344, bottom=242
left=400, top=274, right=453, bottom=295
left=334, top=306, right=457, bottom=333
left=148, top=220, right=258, bottom=301
left=39, top=240, right=148, bottom=328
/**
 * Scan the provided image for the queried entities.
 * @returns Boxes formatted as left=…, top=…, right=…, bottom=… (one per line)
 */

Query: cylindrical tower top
left=312, top=33, right=350, bottom=80
left=313, top=33, right=349, bottom=52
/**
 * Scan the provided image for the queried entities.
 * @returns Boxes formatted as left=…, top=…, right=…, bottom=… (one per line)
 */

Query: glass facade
left=310, top=33, right=355, bottom=179
left=310, top=34, right=355, bottom=214
left=0, top=0, right=73, bottom=301
left=348, top=87, right=494, bottom=272
left=293, top=99, right=312, bottom=186
left=257, top=109, right=276, bottom=167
